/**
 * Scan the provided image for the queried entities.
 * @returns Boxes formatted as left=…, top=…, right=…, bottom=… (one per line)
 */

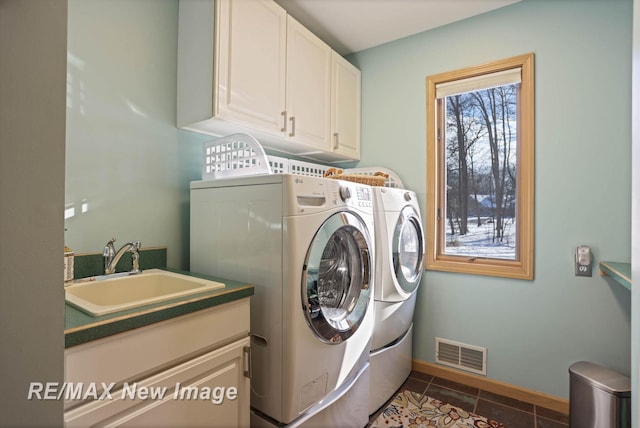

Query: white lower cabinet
left=64, top=299, right=250, bottom=427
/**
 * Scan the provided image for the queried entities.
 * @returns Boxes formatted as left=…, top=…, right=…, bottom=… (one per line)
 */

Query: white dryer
left=369, top=186, right=425, bottom=414
left=190, top=174, right=375, bottom=427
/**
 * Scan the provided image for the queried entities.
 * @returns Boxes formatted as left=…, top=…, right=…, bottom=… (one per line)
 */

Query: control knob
left=339, top=186, right=351, bottom=201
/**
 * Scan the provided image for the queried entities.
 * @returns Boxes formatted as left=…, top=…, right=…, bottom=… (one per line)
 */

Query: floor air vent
left=435, top=338, right=487, bottom=376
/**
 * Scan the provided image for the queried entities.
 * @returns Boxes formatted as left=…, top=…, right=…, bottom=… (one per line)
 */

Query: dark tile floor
left=368, top=371, right=569, bottom=427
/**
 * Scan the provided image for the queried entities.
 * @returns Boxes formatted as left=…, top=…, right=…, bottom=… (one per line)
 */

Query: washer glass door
left=393, top=206, right=425, bottom=293
left=302, top=211, right=372, bottom=344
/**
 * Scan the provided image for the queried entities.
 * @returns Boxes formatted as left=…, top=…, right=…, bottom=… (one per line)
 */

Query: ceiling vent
left=435, top=337, right=487, bottom=376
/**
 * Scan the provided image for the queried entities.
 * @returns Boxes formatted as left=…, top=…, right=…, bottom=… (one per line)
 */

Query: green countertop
left=65, top=268, right=254, bottom=348
left=600, top=261, right=632, bottom=291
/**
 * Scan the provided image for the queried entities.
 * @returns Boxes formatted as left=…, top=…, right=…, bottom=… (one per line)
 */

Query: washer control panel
left=288, top=175, right=373, bottom=214
left=333, top=182, right=372, bottom=209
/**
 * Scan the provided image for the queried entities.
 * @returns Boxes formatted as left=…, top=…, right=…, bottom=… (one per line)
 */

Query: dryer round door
left=393, top=205, right=425, bottom=294
left=302, top=211, right=372, bottom=344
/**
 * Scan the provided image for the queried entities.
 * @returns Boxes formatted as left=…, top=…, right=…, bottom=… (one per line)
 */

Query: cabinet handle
left=289, top=116, right=295, bottom=137
left=333, top=132, right=339, bottom=150
left=281, top=111, right=287, bottom=133
left=243, top=346, right=252, bottom=379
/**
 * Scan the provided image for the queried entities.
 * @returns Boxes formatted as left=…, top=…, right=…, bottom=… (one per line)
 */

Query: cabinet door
left=331, top=52, right=361, bottom=160
left=65, top=338, right=251, bottom=428
left=285, top=15, right=332, bottom=152
left=216, top=0, right=287, bottom=134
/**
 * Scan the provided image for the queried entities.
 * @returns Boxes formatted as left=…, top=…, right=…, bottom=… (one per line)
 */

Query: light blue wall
left=65, top=0, right=207, bottom=269
left=350, top=0, right=632, bottom=398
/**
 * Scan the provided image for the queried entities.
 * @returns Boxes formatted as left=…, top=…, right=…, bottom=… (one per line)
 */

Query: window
left=426, top=53, right=534, bottom=279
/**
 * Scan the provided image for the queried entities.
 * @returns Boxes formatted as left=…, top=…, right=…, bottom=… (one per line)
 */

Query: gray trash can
left=569, top=361, right=631, bottom=428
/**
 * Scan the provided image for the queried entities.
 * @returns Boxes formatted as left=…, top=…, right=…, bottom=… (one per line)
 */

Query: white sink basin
left=65, top=269, right=225, bottom=316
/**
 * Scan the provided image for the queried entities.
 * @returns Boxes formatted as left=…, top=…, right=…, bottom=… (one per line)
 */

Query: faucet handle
left=130, top=241, right=142, bottom=274
left=103, top=238, right=117, bottom=274
left=103, top=237, right=116, bottom=256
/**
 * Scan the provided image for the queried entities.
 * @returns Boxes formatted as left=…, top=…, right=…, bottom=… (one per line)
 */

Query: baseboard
left=412, top=360, right=569, bottom=415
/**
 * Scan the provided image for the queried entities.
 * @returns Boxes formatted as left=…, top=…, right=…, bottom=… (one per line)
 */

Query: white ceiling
left=274, top=0, right=521, bottom=56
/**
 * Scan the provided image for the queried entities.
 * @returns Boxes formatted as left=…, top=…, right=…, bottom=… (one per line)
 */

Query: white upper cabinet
left=215, top=0, right=287, bottom=134
left=284, top=15, right=332, bottom=153
left=331, top=52, right=361, bottom=160
left=177, top=0, right=361, bottom=162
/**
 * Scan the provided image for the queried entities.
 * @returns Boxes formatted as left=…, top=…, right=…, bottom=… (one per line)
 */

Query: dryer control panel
left=354, top=185, right=373, bottom=208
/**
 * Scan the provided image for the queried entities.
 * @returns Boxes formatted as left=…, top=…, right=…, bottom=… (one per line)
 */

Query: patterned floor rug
left=371, top=390, right=505, bottom=428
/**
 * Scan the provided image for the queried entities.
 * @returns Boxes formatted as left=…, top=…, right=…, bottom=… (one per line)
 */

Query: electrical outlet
left=575, top=263, right=592, bottom=277
left=575, top=246, right=592, bottom=277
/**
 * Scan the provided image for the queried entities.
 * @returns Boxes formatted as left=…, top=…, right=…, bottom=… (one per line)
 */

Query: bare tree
left=445, top=94, right=485, bottom=236
left=447, top=95, right=469, bottom=235
left=471, top=86, right=517, bottom=242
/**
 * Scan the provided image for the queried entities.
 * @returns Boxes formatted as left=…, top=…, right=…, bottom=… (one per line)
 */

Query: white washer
left=369, top=186, right=425, bottom=414
left=190, top=174, right=375, bottom=427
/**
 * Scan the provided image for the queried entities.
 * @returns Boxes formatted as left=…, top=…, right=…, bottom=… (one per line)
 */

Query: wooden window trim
left=425, top=53, right=535, bottom=280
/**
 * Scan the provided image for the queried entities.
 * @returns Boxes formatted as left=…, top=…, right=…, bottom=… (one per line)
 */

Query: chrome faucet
left=103, top=238, right=141, bottom=275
